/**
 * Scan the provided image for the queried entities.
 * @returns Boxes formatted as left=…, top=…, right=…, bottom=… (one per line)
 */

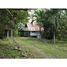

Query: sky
left=28, top=10, right=36, bottom=23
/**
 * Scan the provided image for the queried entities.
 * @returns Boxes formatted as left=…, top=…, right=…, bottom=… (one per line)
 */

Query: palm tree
left=34, top=9, right=61, bottom=43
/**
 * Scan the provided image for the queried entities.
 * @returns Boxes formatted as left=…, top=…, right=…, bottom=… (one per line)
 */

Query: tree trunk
left=11, top=29, right=13, bottom=38
left=53, top=16, right=56, bottom=44
left=37, top=26, right=41, bottom=40
left=53, top=32, right=56, bottom=44
left=7, top=30, right=9, bottom=38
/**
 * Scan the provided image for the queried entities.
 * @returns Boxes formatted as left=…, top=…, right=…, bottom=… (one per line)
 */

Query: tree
left=34, top=9, right=46, bottom=39
left=34, top=9, right=65, bottom=43
left=56, top=10, right=67, bottom=40
left=6, top=9, right=28, bottom=37
left=0, top=9, right=28, bottom=38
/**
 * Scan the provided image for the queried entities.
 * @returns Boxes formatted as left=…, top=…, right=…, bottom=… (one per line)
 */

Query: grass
left=0, top=37, right=67, bottom=58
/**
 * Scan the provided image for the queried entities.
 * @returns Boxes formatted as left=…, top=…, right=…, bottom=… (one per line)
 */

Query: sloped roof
left=26, top=22, right=44, bottom=31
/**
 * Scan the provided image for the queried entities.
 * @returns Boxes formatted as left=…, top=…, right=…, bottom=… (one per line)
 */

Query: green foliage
left=0, top=9, right=28, bottom=38
left=16, top=10, right=28, bottom=23
left=34, top=9, right=54, bottom=39
left=34, top=9, right=67, bottom=40
left=56, top=10, right=67, bottom=40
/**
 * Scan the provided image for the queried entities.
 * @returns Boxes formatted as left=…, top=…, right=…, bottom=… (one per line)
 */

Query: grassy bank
left=0, top=37, right=67, bottom=58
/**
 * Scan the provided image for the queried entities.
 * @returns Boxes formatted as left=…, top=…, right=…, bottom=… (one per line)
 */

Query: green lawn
left=0, top=37, right=67, bottom=58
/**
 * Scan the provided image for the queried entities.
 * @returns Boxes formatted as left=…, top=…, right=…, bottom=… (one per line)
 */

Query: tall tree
left=0, top=9, right=28, bottom=38
left=34, top=9, right=63, bottom=43
left=34, top=9, right=45, bottom=39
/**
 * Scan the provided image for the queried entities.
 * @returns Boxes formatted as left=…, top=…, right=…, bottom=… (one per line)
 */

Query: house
left=18, top=9, right=44, bottom=38
left=19, top=22, right=44, bottom=38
